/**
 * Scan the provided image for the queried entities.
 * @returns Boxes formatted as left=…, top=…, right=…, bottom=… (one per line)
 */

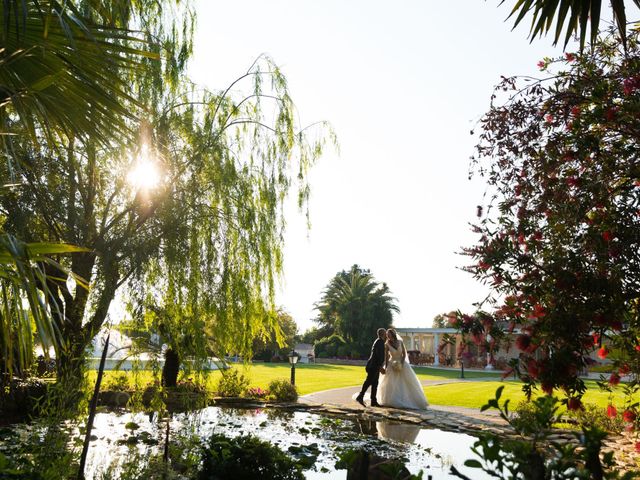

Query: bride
left=378, top=329, right=429, bottom=410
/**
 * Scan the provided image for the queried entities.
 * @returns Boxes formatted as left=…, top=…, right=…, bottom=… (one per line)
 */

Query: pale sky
left=188, top=1, right=586, bottom=333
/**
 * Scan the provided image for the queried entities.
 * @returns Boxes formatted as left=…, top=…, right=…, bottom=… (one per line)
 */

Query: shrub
left=199, top=433, right=303, bottom=480
left=336, top=345, right=350, bottom=357
left=102, top=372, right=131, bottom=392
left=246, top=387, right=268, bottom=400
left=267, top=379, right=298, bottom=402
left=174, top=377, right=207, bottom=394
left=215, top=370, right=249, bottom=397
left=569, top=403, right=625, bottom=434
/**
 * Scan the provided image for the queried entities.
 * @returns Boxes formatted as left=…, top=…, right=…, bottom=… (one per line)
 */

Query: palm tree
left=0, top=1, right=163, bottom=378
left=500, top=0, right=640, bottom=50
left=315, top=265, right=399, bottom=356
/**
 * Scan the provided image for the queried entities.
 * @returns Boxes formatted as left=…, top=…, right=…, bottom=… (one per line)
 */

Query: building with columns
left=395, top=327, right=523, bottom=369
left=396, top=326, right=609, bottom=370
left=395, top=327, right=459, bottom=366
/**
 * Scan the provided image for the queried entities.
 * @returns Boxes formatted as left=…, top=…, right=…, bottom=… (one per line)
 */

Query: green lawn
left=92, top=363, right=632, bottom=410
left=93, top=364, right=500, bottom=396
left=424, top=380, right=632, bottom=410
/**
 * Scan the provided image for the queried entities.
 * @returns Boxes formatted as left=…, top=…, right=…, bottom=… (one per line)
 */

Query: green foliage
left=500, top=0, right=638, bottom=51
left=314, top=265, right=398, bottom=357
left=199, top=433, right=304, bottom=480
left=102, top=373, right=132, bottom=392
left=253, top=309, right=299, bottom=361
left=215, top=369, right=249, bottom=397
left=466, top=27, right=640, bottom=400
left=267, top=379, right=298, bottom=402
left=569, top=403, right=626, bottom=434
left=314, top=334, right=346, bottom=357
left=455, top=387, right=640, bottom=479
left=0, top=236, right=88, bottom=379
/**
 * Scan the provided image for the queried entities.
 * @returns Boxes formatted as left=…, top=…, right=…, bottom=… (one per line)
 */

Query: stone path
left=300, top=378, right=502, bottom=421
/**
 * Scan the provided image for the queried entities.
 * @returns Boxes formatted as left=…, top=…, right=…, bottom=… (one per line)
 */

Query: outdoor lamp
left=288, top=350, right=299, bottom=385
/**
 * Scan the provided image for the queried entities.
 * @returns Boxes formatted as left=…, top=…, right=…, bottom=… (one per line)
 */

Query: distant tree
left=431, top=313, right=448, bottom=328
left=253, top=310, right=298, bottom=361
left=297, top=325, right=333, bottom=346
left=315, top=265, right=398, bottom=357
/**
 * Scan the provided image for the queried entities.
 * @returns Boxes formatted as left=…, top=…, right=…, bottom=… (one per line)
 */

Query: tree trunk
left=162, top=348, right=180, bottom=388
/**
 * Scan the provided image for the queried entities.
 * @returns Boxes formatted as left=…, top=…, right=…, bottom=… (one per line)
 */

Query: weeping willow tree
left=2, top=0, right=331, bottom=384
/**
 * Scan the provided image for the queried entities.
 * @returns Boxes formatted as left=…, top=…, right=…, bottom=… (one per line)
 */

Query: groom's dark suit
left=357, top=336, right=386, bottom=405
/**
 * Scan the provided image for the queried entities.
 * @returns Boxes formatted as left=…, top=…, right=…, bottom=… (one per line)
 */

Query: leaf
left=464, top=459, right=483, bottom=468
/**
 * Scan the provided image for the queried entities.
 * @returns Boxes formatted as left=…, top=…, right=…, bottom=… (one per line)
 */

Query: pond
left=0, top=407, right=491, bottom=479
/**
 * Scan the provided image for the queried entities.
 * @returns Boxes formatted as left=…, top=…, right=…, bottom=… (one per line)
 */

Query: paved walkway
left=300, top=378, right=502, bottom=421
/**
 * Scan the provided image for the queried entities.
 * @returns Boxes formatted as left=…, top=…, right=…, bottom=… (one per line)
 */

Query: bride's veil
left=398, top=338, right=410, bottom=364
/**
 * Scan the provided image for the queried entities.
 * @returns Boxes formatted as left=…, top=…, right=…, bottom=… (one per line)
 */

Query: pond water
left=0, top=407, right=491, bottom=479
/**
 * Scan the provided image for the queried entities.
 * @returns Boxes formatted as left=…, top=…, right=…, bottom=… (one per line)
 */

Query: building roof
left=395, top=327, right=458, bottom=334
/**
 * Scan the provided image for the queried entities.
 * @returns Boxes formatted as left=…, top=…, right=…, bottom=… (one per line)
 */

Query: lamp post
left=459, top=357, right=465, bottom=379
left=288, top=350, right=299, bottom=385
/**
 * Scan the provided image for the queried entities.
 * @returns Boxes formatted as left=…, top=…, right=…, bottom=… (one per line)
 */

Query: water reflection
left=0, top=407, right=491, bottom=479
left=342, top=451, right=412, bottom=480
left=376, top=422, right=420, bottom=443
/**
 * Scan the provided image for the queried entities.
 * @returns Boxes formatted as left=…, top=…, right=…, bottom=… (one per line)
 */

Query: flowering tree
left=444, top=311, right=507, bottom=369
left=465, top=28, right=640, bottom=418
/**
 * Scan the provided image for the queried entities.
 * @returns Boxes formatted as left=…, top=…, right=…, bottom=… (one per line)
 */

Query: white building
left=294, top=343, right=315, bottom=363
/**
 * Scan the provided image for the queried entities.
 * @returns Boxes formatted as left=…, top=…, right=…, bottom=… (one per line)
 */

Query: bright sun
left=127, top=147, right=161, bottom=190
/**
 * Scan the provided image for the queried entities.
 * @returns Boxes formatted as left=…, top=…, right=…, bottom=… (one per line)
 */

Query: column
left=433, top=333, right=440, bottom=366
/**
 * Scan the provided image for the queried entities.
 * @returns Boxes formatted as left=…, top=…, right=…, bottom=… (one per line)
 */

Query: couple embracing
left=355, top=328, right=428, bottom=410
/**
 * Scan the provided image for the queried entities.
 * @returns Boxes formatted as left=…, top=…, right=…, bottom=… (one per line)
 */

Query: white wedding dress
left=378, top=340, right=429, bottom=410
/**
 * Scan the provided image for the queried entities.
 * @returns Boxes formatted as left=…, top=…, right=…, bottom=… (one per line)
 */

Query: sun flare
left=127, top=147, right=161, bottom=190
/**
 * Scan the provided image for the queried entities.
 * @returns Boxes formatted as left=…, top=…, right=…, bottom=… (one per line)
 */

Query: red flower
left=533, top=231, right=543, bottom=241
left=570, top=105, right=581, bottom=117
left=567, top=397, right=583, bottom=411
left=527, top=359, right=540, bottom=379
left=541, top=382, right=554, bottom=395
left=623, top=410, right=637, bottom=423
left=566, top=176, right=579, bottom=187
left=592, top=333, right=600, bottom=346
left=537, top=60, right=546, bottom=70
left=544, top=114, right=554, bottom=124
left=532, top=304, right=546, bottom=318
left=597, top=346, right=609, bottom=359
left=619, top=364, right=630, bottom=375
left=478, top=261, right=490, bottom=271
left=517, top=233, right=526, bottom=245
left=609, top=372, right=621, bottom=386
left=515, top=334, right=532, bottom=352
left=607, top=404, right=618, bottom=418
left=604, top=106, right=619, bottom=122
left=635, top=345, right=640, bottom=352
left=565, top=52, right=576, bottom=62
left=635, top=442, right=640, bottom=453
left=602, top=230, right=613, bottom=242
left=623, top=77, right=640, bottom=95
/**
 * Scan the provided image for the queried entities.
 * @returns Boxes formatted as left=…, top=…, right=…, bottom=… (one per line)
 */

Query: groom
left=355, top=328, right=386, bottom=407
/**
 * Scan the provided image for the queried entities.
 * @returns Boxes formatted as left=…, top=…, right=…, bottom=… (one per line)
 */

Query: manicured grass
left=413, top=366, right=502, bottom=381
left=91, top=364, right=630, bottom=410
left=91, top=364, right=502, bottom=396
left=424, top=380, right=632, bottom=410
